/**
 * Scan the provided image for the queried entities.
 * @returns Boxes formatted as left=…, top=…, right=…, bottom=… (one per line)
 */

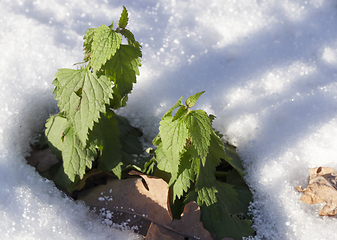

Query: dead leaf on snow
left=78, top=171, right=213, bottom=239
left=296, top=167, right=337, bottom=216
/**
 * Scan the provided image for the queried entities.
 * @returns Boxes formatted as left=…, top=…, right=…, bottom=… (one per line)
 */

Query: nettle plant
left=42, top=6, right=254, bottom=240
left=148, top=92, right=254, bottom=239
left=44, top=7, right=144, bottom=192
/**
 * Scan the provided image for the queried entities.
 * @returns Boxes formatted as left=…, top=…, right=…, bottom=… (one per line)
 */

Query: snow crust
left=1, top=0, right=337, bottom=239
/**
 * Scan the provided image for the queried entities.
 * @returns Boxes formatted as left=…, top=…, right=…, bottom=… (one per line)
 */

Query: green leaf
left=207, top=132, right=226, bottom=167
left=213, top=180, right=245, bottom=215
left=172, top=106, right=188, bottom=121
left=185, top=91, right=205, bottom=108
left=151, top=92, right=254, bottom=240
left=195, top=158, right=218, bottom=207
left=225, top=170, right=253, bottom=218
left=115, top=115, right=144, bottom=159
left=195, top=155, right=254, bottom=239
left=40, top=161, right=79, bottom=194
left=119, top=29, right=141, bottom=48
left=62, top=127, right=97, bottom=182
left=118, top=6, right=128, bottom=28
left=53, top=68, right=113, bottom=145
left=172, top=150, right=194, bottom=201
left=154, top=142, right=176, bottom=177
left=103, top=44, right=141, bottom=104
left=199, top=200, right=254, bottom=240
left=184, top=110, right=212, bottom=165
left=45, top=114, right=69, bottom=160
left=152, top=134, right=161, bottom=146
left=115, top=115, right=143, bottom=155
left=224, top=142, right=245, bottom=177
left=102, top=114, right=148, bottom=171
left=91, top=25, right=122, bottom=72
left=163, top=97, right=184, bottom=119
left=158, top=117, right=189, bottom=182
left=143, top=157, right=157, bottom=175
left=202, top=181, right=254, bottom=240
left=89, top=109, right=122, bottom=178
left=83, top=28, right=96, bottom=62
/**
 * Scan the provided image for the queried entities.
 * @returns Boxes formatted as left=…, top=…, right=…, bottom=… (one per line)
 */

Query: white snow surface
left=1, top=0, right=337, bottom=239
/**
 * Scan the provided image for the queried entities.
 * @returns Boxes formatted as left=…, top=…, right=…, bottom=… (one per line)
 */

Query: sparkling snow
left=1, top=0, right=337, bottom=239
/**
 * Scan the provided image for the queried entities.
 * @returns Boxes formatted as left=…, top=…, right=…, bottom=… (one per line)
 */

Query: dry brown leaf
left=146, top=201, right=213, bottom=240
left=26, top=148, right=58, bottom=172
left=146, top=223, right=175, bottom=240
left=78, top=172, right=213, bottom=239
left=78, top=172, right=169, bottom=235
left=172, top=201, right=213, bottom=240
left=296, top=167, right=337, bottom=216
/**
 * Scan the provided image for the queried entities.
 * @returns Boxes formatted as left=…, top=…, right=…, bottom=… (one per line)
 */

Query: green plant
left=147, top=91, right=255, bottom=239
left=41, top=7, right=254, bottom=239
left=44, top=7, right=145, bottom=193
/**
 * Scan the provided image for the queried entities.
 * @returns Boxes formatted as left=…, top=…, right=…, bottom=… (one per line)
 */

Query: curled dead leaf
left=146, top=222, right=174, bottom=240
left=146, top=201, right=214, bottom=240
left=296, top=167, right=337, bottom=216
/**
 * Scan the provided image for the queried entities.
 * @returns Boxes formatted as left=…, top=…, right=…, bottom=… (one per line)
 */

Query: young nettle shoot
left=151, top=91, right=254, bottom=239
left=44, top=6, right=142, bottom=192
left=41, top=6, right=254, bottom=239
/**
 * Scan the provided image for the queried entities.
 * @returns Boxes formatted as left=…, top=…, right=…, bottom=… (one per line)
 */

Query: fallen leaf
left=296, top=167, right=337, bottom=216
left=146, top=222, right=174, bottom=240
left=146, top=201, right=214, bottom=240
left=78, top=172, right=213, bottom=239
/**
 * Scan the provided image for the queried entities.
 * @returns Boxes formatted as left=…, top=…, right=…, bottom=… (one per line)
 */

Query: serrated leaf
left=225, top=170, right=253, bottom=218
left=197, top=185, right=218, bottom=207
left=103, top=44, right=141, bottom=102
left=113, top=114, right=148, bottom=170
left=152, top=134, right=161, bottom=146
left=185, top=91, right=205, bottom=109
left=207, top=131, right=226, bottom=167
left=89, top=109, right=122, bottom=178
left=83, top=28, right=96, bottom=62
left=224, top=142, right=245, bottom=177
left=200, top=181, right=254, bottom=240
left=213, top=180, right=244, bottom=215
left=163, top=97, right=184, bottom=119
left=53, top=68, right=113, bottom=145
left=195, top=157, right=254, bottom=239
left=191, top=153, right=201, bottom=177
left=115, top=115, right=143, bottom=156
left=158, top=117, right=189, bottom=182
left=62, top=127, right=97, bottom=182
left=195, top=143, right=242, bottom=213
left=172, top=106, right=188, bottom=121
left=118, top=6, right=128, bottom=28
left=195, top=158, right=218, bottom=207
left=155, top=142, right=178, bottom=178
left=209, top=114, right=216, bottom=123
left=119, top=29, right=141, bottom=48
left=91, top=25, right=122, bottom=72
left=200, top=201, right=254, bottom=240
left=172, top=150, right=194, bottom=201
left=45, top=114, right=69, bottom=160
left=184, top=110, right=212, bottom=165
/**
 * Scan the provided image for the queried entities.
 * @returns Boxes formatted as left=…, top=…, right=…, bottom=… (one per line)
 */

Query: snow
left=1, top=0, right=337, bottom=239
